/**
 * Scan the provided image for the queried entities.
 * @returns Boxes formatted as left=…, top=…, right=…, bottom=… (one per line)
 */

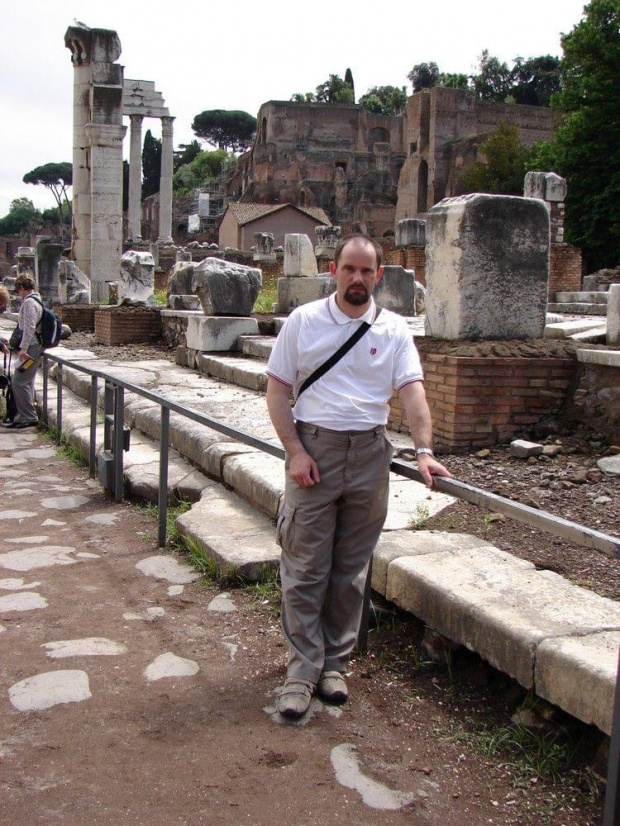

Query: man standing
left=266, top=233, right=451, bottom=719
left=2, top=274, right=43, bottom=429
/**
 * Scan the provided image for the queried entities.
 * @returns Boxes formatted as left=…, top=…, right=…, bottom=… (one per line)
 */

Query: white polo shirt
left=267, top=294, right=423, bottom=430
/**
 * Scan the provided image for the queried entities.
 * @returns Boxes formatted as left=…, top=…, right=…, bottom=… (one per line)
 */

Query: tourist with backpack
left=2, top=274, right=43, bottom=429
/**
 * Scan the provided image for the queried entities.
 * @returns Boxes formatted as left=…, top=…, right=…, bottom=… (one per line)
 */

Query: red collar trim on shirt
left=327, top=294, right=377, bottom=326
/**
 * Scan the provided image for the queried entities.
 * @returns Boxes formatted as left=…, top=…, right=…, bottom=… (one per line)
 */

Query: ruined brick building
left=224, top=88, right=556, bottom=237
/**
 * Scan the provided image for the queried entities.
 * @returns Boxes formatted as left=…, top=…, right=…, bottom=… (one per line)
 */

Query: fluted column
left=128, top=114, right=143, bottom=240
left=158, top=116, right=174, bottom=244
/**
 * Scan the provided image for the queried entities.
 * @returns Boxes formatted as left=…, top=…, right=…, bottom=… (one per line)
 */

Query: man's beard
left=344, top=285, right=370, bottom=306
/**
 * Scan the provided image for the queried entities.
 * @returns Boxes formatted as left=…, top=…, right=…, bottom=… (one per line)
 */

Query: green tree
left=438, top=72, right=470, bottom=89
left=314, top=74, right=355, bottom=103
left=407, top=62, right=439, bottom=92
left=173, top=149, right=232, bottom=194
left=460, top=122, right=532, bottom=195
left=359, top=85, right=407, bottom=116
left=292, top=74, right=355, bottom=104
left=173, top=140, right=203, bottom=173
left=344, top=68, right=355, bottom=101
left=472, top=50, right=512, bottom=101
left=192, top=110, right=257, bottom=152
left=529, top=0, right=620, bottom=269
left=0, top=198, right=41, bottom=235
left=510, top=55, right=562, bottom=106
left=22, top=162, right=72, bottom=225
left=142, top=130, right=161, bottom=199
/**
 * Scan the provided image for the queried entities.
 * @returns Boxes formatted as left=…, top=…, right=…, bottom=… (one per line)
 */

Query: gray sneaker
left=277, top=679, right=314, bottom=719
left=317, top=671, right=348, bottom=704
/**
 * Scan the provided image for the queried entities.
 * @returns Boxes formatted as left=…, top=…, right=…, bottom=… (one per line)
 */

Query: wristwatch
left=415, top=447, right=435, bottom=458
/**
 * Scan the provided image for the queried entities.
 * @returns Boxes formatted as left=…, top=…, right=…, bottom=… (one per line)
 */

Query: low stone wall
left=54, top=305, right=97, bottom=332
left=94, top=308, right=162, bottom=345
left=389, top=341, right=577, bottom=450
left=549, top=243, right=582, bottom=298
left=567, top=349, right=620, bottom=439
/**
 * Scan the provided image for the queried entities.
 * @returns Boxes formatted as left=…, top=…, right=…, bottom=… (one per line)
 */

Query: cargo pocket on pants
left=276, top=503, right=296, bottom=551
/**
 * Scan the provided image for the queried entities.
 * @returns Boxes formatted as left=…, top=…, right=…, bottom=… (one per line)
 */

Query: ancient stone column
left=16, top=247, right=36, bottom=280
left=85, top=122, right=127, bottom=302
left=65, top=24, right=126, bottom=302
left=128, top=114, right=144, bottom=241
left=36, top=237, right=65, bottom=305
left=158, top=116, right=174, bottom=244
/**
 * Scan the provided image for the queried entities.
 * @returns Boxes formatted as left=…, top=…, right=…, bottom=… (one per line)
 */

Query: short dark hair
left=333, top=233, right=383, bottom=269
left=15, top=274, right=36, bottom=291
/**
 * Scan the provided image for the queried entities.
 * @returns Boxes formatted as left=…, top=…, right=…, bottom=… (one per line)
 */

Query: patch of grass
left=453, top=713, right=602, bottom=804
left=253, top=286, right=277, bottom=314
left=154, top=288, right=168, bottom=307
left=40, top=424, right=88, bottom=467
left=249, top=567, right=282, bottom=619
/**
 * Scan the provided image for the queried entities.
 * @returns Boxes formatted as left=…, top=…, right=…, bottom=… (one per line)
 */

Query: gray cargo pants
left=277, top=421, right=393, bottom=684
left=12, top=342, right=41, bottom=424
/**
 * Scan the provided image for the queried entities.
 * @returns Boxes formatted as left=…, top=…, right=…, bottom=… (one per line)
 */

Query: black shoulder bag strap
left=297, top=307, right=382, bottom=398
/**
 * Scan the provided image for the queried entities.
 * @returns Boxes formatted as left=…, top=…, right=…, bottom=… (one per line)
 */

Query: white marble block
left=283, top=234, right=318, bottom=277
left=425, top=194, right=550, bottom=340
left=186, top=316, right=259, bottom=351
left=119, top=250, right=156, bottom=308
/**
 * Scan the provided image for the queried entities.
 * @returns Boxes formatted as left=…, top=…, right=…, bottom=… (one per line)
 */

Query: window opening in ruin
left=261, top=118, right=267, bottom=145
left=410, top=141, right=417, bottom=155
left=299, top=191, right=306, bottom=206
left=335, top=161, right=347, bottom=171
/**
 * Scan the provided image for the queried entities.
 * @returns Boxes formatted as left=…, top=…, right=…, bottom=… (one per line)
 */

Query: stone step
left=545, top=318, right=608, bottom=339
left=375, top=530, right=620, bottom=736
left=547, top=302, right=608, bottom=316
left=197, top=353, right=268, bottom=392
left=555, top=291, right=609, bottom=305
left=35, top=352, right=619, bottom=734
left=238, top=335, right=276, bottom=359
left=568, top=326, right=607, bottom=343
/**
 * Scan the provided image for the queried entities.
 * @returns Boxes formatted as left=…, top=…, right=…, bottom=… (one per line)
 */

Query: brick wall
left=385, top=246, right=426, bottom=285
left=94, top=308, right=162, bottom=346
left=389, top=351, right=577, bottom=449
left=549, top=243, right=582, bottom=298
left=54, top=305, right=97, bottom=332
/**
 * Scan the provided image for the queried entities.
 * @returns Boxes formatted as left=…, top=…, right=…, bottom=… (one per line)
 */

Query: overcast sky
left=0, top=0, right=587, bottom=217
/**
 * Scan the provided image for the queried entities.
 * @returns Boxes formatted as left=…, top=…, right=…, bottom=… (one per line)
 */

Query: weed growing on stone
left=153, top=288, right=167, bottom=307
left=408, top=503, right=430, bottom=530
left=41, top=425, right=88, bottom=467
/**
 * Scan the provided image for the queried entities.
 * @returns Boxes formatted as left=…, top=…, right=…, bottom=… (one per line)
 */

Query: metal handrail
left=40, top=351, right=620, bottom=558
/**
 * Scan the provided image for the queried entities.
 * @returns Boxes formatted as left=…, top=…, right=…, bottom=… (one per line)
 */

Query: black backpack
left=25, top=295, right=62, bottom=349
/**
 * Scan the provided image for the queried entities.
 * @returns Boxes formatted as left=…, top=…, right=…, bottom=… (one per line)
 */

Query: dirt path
left=0, top=430, right=602, bottom=825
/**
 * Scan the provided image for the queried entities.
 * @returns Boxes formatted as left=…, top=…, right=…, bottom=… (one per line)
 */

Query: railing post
left=89, top=376, right=98, bottom=477
left=42, top=355, right=48, bottom=425
left=55, top=363, right=63, bottom=445
left=113, top=385, right=124, bottom=503
left=603, top=648, right=620, bottom=824
left=357, top=556, right=374, bottom=653
left=158, top=406, right=170, bottom=547
left=104, top=381, right=114, bottom=450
